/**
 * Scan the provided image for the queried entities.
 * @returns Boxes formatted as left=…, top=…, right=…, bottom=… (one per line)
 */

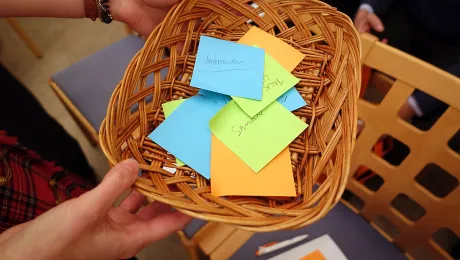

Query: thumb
left=368, top=13, right=384, bottom=32
left=81, top=159, right=139, bottom=214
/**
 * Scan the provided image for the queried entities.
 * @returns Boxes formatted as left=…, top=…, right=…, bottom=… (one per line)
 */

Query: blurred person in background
left=353, top=0, right=460, bottom=122
left=0, top=0, right=191, bottom=259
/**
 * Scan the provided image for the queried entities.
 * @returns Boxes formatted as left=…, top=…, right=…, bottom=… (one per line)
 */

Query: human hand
left=353, top=8, right=384, bottom=33
left=0, top=159, right=191, bottom=260
left=110, top=0, right=180, bottom=37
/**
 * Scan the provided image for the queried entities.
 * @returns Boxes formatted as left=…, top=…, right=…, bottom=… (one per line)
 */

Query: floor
left=0, top=17, right=190, bottom=260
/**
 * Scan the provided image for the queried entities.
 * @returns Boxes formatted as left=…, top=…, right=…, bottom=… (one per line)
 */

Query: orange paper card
left=238, top=26, right=305, bottom=71
left=300, top=250, right=326, bottom=260
left=210, top=135, right=296, bottom=197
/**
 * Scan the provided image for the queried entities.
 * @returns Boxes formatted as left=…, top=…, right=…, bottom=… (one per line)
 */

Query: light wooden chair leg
left=177, top=231, right=199, bottom=260
left=5, top=18, right=43, bottom=59
left=124, top=24, right=134, bottom=35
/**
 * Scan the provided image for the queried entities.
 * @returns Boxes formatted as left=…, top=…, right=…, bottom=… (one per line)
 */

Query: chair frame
left=347, top=33, right=460, bottom=260
left=48, top=78, right=99, bottom=146
left=5, top=18, right=43, bottom=58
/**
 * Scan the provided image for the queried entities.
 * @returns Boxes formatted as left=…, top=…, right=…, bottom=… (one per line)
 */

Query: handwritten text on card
left=231, top=111, right=263, bottom=136
left=210, top=101, right=308, bottom=173
left=232, top=52, right=299, bottom=117
left=204, top=55, right=244, bottom=65
left=190, top=36, right=265, bottom=99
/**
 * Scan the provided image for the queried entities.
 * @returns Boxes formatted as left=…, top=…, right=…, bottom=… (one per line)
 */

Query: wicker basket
left=100, top=0, right=361, bottom=232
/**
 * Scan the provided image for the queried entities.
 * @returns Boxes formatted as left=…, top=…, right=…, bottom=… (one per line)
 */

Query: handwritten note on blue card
left=277, top=87, right=307, bottom=111
left=199, top=88, right=303, bottom=112
left=190, top=36, right=265, bottom=100
left=198, top=89, right=231, bottom=106
left=148, top=95, right=225, bottom=179
left=198, top=88, right=305, bottom=112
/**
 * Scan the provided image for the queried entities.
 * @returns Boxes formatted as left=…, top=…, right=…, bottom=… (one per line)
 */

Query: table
left=184, top=202, right=406, bottom=259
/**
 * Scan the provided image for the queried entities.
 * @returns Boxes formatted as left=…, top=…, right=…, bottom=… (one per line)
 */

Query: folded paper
left=163, top=99, right=185, bottom=116
left=203, top=89, right=304, bottom=112
left=150, top=95, right=226, bottom=179
left=238, top=26, right=305, bottom=71
left=191, top=36, right=265, bottom=100
left=198, top=89, right=231, bottom=105
left=162, top=99, right=186, bottom=166
left=211, top=135, right=296, bottom=197
left=277, top=87, right=307, bottom=111
left=210, top=100, right=308, bottom=172
left=161, top=89, right=302, bottom=170
left=233, top=52, right=300, bottom=117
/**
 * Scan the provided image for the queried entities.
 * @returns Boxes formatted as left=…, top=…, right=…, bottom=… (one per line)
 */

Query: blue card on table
left=190, top=36, right=265, bottom=100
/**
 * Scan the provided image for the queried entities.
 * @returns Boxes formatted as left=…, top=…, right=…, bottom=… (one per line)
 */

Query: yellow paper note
left=211, top=135, right=296, bottom=197
left=162, top=99, right=186, bottom=166
left=210, top=100, right=307, bottom=172
left=232, top=52, right=300, bottom=117
left=238, top=26, right=305, bottom=71
left=163, top=99, right=185, bottom=118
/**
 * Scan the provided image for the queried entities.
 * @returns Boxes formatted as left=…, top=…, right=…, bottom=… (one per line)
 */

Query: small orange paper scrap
left=300, top=250, right=326, bottom=260
left=210, top=135, right=296, bottom=197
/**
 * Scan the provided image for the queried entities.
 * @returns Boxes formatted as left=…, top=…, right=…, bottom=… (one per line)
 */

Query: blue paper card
left=199, top=88, right=304, bottom=112
left=190, top=36, right=265, bottom=100
left=277, top=87, right=307, bottom=111
left=198, top=89, right=231, bottom=105
left=148, top=95, right=225, bottom=179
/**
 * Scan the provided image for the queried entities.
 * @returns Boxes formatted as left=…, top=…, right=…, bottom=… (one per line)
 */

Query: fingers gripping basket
left=100, top=0, right=361, bottom=232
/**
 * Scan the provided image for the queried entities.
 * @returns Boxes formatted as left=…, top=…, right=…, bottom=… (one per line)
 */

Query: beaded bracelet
left=98, top=0, right=113, bottom=24
left=85, top=0, right=113, bottom=24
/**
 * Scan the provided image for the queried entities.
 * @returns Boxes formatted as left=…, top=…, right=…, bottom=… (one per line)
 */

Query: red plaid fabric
left=0, top=131, right=94, bottom=232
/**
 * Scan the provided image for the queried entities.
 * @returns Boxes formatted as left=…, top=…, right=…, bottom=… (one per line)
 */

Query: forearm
left=0, top=0, right=85, bottom=18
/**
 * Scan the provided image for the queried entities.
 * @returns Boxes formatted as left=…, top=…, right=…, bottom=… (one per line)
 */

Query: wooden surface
left=349, top=33, right=460, bottom=260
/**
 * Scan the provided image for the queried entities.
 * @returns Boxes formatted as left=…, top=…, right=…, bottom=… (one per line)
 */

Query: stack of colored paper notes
left=149, top=27, right=308, bottom=197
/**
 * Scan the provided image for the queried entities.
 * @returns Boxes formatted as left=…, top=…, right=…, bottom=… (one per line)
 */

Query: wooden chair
left=181, top=221, right=253, bottom=260
left=346, top=33, right=460, bottom=259
left=49, top=35, right=145, bottom=146
left=4, top=18, right=43, bottom=58
left=4, top=20, right=134, bottom=59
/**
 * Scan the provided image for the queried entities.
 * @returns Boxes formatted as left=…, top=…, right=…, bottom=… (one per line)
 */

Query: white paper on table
left=268, top=234, right=347, bottom=260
